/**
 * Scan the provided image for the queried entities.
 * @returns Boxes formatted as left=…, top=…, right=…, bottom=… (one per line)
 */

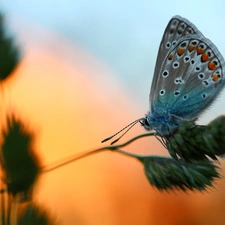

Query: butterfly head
left=142, top=112, right=186, bottom=136
left=141, top=116, right=153, bottom=131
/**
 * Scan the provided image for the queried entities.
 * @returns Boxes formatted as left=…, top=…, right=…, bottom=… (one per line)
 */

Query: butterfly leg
left=154, top=132, right=167, bottom=148
left=170, top=114, right=197, bottom=123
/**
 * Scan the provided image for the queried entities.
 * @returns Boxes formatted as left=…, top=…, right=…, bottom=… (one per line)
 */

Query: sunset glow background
left=1, top=0, right=225, bottom=224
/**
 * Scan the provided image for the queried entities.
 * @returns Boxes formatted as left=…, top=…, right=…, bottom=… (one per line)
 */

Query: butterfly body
left=144, top=109, right=184, bottom=136
left=143, top=16, right=225, bottom=136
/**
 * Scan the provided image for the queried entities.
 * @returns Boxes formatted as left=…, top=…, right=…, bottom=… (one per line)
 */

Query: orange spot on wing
left=212, top=74, right=220, bottom=82
left=177, top=48, right=185, bottom=56
left=201, top=53, right=210, bottom=62
left=168, top=53, right=173, bottom=60
left=208, top=62, right=217, bottom=70
left=197, top=48, right=205, bottom=54
left=188, top=45, right=196, bottom=52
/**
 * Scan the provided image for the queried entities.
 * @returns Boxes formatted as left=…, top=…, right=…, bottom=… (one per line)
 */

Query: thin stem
left=10, top=195, right=19, bottom=225
left=42, top=132, right=155, bottom=173
left=42, top=148, right=106, bottom=173
left=0, top=185, right=9, bottom=225
left=0, top=185, right=5, bottom=225
left=114, top=149, right=144, bottom=159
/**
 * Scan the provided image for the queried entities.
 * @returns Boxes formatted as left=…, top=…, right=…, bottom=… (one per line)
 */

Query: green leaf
left=1, top=116, right=41, bottom=199
left=0, top=13, right=20, bottom=81
left=138, top=156, right=220, bottom=191
left=166, top=116, right=225, bottom=162
left=19, top=204, right=56, bottom=225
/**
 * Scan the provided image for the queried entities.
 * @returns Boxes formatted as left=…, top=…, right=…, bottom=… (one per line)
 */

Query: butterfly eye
left=144, top=117, right=150, bottom=126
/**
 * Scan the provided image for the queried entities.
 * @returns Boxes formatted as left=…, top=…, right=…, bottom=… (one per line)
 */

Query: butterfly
left=142, top=15, right=225, bottom=136
left=102, top=15, right=225, bottom=144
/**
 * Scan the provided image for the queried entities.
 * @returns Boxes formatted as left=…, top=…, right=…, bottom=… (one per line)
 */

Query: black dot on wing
left=166, top=42, right=171, bottom=48
left=198, top=73, right=204, bottom=79
left=172, top=41, right=177, bottom=46
left=162, top=70, right=169, bottom=77
left=184, top=56, right=190, bottom=62
left=172, top=20, right=178, bottom=26
left=180, top=42, right=187, bottom=48
left=191, top=59, right=195, bottom=64
left=170, top=29, right=175, bottom=34
left=186, top=28, right=194, bottom=35
left=213, top=60, right=218, bottom=65
left=202, top=93, right=206, bottom=99
left=203, top=80, right=209, bottom=86
left=173, top=61, right=179, bottom=68
left=180, top=23, right=185, bottom=29
left=183, top=94, right=188, bottom=100
left=174, top=91, right=180, bottom=96
left=160, top=89, right=165, bottom=95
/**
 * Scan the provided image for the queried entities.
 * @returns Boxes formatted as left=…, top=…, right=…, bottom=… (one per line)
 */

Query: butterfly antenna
left=101, top=118, right=144, bottom=144
left=110, top=121, right=139, bottom=145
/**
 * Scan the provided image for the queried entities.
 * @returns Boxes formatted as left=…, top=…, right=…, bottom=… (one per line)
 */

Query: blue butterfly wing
left=150, top=16, right=225, bottom=120
left=150, top=15, right=203, bottom=105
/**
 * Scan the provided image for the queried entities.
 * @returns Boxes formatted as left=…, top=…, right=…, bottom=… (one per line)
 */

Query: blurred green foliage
left=0, top=13, right=20, bottom=81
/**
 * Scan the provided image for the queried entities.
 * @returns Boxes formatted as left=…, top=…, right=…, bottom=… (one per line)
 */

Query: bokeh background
left=1, top=0, right=225, bottom=224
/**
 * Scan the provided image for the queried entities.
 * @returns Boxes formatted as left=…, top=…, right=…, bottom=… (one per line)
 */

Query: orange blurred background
left=1, top=8, right=225, bottom=225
